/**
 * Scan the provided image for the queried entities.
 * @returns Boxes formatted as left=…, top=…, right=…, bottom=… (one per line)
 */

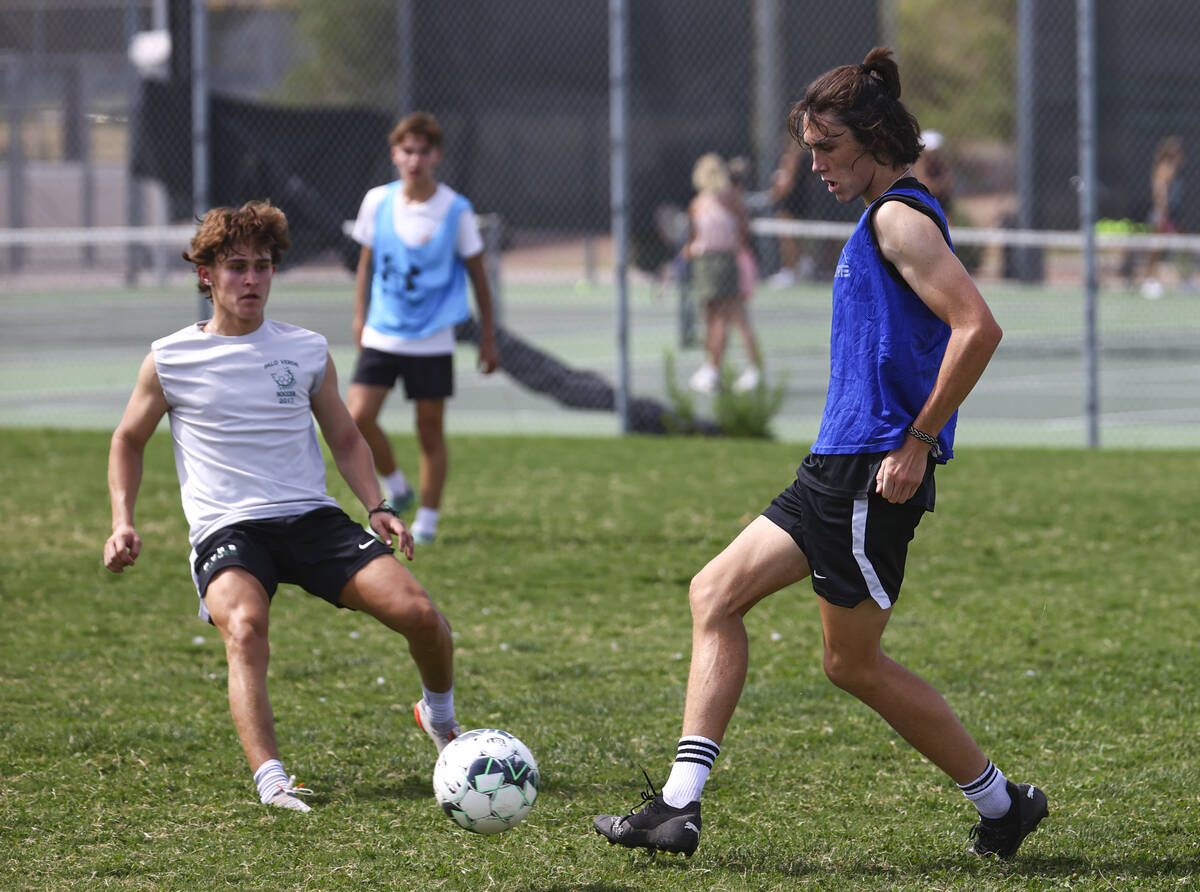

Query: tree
left=896, top=0, right=1016, bottom=143
left=275, top=0, right=400, bottom=108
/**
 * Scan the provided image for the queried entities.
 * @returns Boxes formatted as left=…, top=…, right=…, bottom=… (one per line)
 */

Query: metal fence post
left=1015, top=0, right=1037, bottom=282
left=753, top=0, right=780, bottom=275
left=1077, top=0, right=1099, bottom=448
left=192, top=0, right=209, bottom=320
left=396, top=0, right=413, bottom=114
left=609, top=0, right=630, bottom=434
left=6, top=55, right=26, bottom=271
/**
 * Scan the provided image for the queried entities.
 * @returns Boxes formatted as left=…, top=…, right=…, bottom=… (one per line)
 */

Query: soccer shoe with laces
left=265, top=775, right=314, bottom=813
left=967, top=781, right=1048, bottom=858
left=414, top=699, right=460, bottom=753
left=593, top=772, right=702, bottom=856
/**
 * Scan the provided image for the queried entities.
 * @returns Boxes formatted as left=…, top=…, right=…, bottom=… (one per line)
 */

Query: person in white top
left=103, top=201, right=463, bottom=813
left=348, top=112, right=499, bottom=544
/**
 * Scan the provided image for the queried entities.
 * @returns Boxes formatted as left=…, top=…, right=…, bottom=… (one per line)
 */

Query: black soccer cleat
left=594, top=772, right=702, bottom=856
left=967, top=781, right=1049, bottom=859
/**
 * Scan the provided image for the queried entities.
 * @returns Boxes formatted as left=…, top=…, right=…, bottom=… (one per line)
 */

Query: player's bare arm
left=311, top=354, right=415, bottom=559
left=873, top=200, right=1003, bottom=502
left=352, top=244, right=373, bottom=349
left=464, top=252, right=500, bottom=374
left=104, top=352, right=169, bottom=572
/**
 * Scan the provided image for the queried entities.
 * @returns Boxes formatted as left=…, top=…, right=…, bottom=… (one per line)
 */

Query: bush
left=663, top=351, right=786, bottom=439
left=712, top=365, right=787, bottom=439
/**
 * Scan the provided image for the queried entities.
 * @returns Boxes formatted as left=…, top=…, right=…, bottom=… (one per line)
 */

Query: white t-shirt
left=353, top=182, right=484, bottom=355
left=152, top=320, right=338, bottom=548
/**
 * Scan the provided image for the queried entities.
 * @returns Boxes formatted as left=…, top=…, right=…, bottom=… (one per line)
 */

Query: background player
left=348, top=112, right=500, bottom=544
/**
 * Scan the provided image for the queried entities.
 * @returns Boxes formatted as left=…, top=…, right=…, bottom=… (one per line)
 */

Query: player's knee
left=381, top=589, right=444, bottom=640
left=822, top=648, right=879, bottom=696
left=219, top=610, right=268, bottom=657
left=416, top=422, right=445, bottom=452
left=688, top=569, right=733, bottom=626
left=822, top=650, right=857, bottom=692
left=405, top=598, right=445, bottom=639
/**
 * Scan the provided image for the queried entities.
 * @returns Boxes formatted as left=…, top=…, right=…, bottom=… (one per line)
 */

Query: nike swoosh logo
left=813, top=572, right=827, bottom=580
left=358, top=539, right=375, bottom=550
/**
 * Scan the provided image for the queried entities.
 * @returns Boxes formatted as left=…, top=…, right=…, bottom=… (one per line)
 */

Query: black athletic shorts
left=352, top=347, right=454, bottom=400
left=190, top=506, right=394, bottom=621
left=763, top=473, right=927, bottom=609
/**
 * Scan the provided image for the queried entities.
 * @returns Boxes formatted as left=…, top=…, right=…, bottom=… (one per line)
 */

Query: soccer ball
left=432, top=729, right=539, bottom=835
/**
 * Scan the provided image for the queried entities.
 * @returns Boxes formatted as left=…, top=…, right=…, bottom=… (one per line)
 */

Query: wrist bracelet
left=905, top=424, right=942, bottom=458
left=369, top=500, right=400, bottom=518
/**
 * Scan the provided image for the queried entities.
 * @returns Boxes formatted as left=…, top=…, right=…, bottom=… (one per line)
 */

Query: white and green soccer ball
left=432, top=729, right=539, bottom=835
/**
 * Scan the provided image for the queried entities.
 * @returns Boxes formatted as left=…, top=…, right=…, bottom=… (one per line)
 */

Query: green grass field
left=2, top=429, right=1199, bottom=890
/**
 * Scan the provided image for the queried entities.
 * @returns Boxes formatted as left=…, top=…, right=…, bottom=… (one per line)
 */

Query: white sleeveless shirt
left=152, top=320, right=339, bottom=547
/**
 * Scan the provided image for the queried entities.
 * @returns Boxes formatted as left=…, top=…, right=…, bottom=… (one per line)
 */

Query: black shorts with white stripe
left=763, top=472, right=927, bottom=609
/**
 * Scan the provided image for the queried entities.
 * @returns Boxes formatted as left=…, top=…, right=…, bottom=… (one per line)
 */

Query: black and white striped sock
left=661, top=736, right=720, bottom=808
left=958, top=760, right=1012, bottom=819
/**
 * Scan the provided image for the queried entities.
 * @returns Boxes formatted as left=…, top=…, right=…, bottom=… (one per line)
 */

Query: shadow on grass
left=309, top=775, right=432, bottom=804
left=327, top=774, right=580, bottom=808
left=703, top=850, right=1200, bottom=883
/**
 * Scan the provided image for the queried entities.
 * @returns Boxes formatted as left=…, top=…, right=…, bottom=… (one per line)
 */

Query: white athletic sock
left=383, top=470, right=410, bottom=499
left=661, top=736, right=720, bottom=808
left=422, top=684, right=456, bottom=729
left=253, top=758, right=291, bottom=804
left=413, top=506, right=439, bottom=535
left=959, top=760, right=1012, bottom=819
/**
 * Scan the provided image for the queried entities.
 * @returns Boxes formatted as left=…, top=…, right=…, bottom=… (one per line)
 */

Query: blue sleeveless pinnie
left=812, top=184, right=956, bottom=461
left=367, top=182, right=472, bottom=340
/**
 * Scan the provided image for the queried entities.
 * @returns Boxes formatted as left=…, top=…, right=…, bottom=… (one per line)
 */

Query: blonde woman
left=683, top=153, right=763, bottom=393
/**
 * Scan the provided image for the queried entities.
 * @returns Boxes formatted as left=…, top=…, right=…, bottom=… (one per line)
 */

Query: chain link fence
left=3, top=1, right=1199, bottom=446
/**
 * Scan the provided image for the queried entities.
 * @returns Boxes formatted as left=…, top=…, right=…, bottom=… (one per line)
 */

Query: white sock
left=413, top=506, right=439, bottom=535
left=661, top=736, right=720, bottom=808
left=422, top=684, right=456, bottom=729
left=383, top=470, right=410, bottom=499
left=959, top=760, right=1012, bottom=819
left=253, top=758, right=291, bottom=804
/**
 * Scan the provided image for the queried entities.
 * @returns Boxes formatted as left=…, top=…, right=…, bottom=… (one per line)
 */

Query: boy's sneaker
left=388, top=486, right=415, bottom=514
left=967, top=781, right=1048, bottom=859
left=414, top=699, right=459, bottom=753
left=412, top=528, right=436, bottom=545
left=594, top=774, right=702, bottom=856
left=265, top=776, right=313, bottom=813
